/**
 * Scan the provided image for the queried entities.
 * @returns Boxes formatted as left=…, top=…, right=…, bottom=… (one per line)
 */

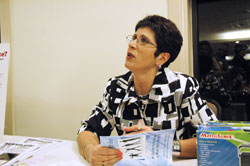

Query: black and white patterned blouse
left=78, top=68, right=217, bottom=140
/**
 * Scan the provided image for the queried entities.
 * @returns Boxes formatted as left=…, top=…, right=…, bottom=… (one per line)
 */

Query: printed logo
left=200, top=133, right=233, bottom=139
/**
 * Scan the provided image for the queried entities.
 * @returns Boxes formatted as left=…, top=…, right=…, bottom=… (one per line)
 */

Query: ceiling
left=198, top=0, right=250, bottom=43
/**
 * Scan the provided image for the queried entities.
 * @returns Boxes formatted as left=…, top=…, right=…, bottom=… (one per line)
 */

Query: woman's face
left=125, top=27, right=159, bottom=73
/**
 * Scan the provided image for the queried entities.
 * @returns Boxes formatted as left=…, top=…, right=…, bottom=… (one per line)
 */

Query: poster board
left=0, top=43, right=10, bottom=143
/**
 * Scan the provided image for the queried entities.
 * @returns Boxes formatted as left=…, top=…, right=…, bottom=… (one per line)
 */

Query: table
left=2, top=135, right=197, bottom=166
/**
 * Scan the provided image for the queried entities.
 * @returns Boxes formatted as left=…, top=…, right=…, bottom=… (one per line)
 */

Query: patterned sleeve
left=77, top=78, right=115, bottom=137
left=178, top=75, right=217, bottom=139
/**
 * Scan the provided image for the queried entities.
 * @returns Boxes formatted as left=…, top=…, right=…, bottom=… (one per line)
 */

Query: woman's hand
left=87, top=144, right=123, bottom=166
left=123, top=119, right=153, bottom=135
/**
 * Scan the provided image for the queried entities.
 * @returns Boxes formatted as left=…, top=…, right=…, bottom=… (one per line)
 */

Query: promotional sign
left=0, top=43, right=10, bottom=143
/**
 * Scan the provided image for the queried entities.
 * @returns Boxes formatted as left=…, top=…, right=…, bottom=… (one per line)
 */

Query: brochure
left=100, top=129, right=175, bottom=166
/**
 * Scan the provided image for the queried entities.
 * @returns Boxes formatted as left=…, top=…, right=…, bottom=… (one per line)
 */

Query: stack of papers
left=0, top=137, right=65, bottom=166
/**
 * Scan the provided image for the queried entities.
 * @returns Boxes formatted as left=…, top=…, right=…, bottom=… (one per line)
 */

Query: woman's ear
left=156, top=52, right=170, bottom=66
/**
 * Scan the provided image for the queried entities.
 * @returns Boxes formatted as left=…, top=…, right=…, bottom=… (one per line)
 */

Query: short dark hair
left=135, top=15, right=183, bottom=68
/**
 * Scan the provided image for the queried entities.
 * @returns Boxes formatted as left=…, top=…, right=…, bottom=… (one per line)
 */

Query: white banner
left=0, top=43, right=10, bottom=143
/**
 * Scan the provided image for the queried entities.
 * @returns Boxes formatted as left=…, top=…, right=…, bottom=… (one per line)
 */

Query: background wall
left=168, top=0, right=193, bottom=76
left=2, top=0, right=192, bottom=140
left=9, top=0, right=169, bottom=140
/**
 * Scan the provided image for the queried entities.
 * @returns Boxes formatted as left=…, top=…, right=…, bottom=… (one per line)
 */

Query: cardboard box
left=197, top=121, right=250, bottom=166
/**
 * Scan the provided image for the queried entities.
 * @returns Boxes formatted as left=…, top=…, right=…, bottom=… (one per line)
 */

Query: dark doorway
left=193, top=0, right=250, bottom=121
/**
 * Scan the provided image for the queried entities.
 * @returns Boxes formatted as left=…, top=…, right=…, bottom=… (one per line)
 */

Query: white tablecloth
left=2, top=135, right=197, bottom=166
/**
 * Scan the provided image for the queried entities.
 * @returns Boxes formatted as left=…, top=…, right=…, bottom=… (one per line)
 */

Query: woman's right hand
left=86, top=144, right=123, bottom=166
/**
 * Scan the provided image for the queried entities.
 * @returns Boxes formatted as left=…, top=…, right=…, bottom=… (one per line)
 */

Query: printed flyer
left=100, top=129, right=175, bottom=166
left=0, top=43, right=10, bottom=143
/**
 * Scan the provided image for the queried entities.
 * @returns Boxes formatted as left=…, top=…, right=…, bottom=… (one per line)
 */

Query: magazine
left=0, top=137, right=66, bottom=166
left=0, top=142, right=37, bottom=166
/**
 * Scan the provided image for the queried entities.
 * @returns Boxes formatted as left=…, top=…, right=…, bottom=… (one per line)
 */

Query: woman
left=77, top=15, right=217, bottom=166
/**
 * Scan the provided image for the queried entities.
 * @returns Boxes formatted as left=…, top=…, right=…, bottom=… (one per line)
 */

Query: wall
left=9, top=0, right=168, bottom=140
left=168, top=0, right=193, bottom=76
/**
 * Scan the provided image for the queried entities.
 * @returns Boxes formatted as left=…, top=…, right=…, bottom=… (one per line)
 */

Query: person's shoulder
left=161, top=68, right=198, bottom=83
left=172, top=70, right=197, bottom=81
left=105, top=72, right=131, bottom=99
left=172, top=71, right=199, bottom=87
left=105, top=71, right=132, bottom=91
left=172, top=72, right=200, bottom=97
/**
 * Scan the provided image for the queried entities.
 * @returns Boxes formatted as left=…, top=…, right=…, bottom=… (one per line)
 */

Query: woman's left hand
left=123, top=119, right=153, bottom=135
